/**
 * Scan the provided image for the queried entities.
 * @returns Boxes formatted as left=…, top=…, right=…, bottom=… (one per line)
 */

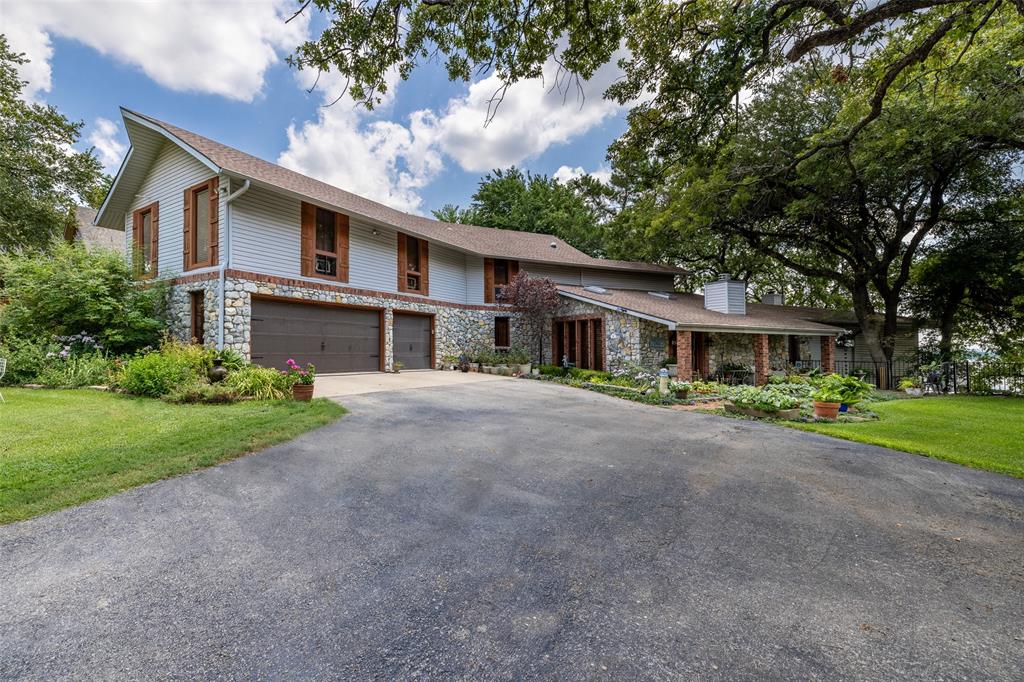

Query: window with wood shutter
left=132, top=202, right=159, bottom=278
left=190, top=291, right=205, bottom=344
left=183, top=177, right=219, bottom=270
left=494, top=316, right=510, bottom=348
left=397, top=232, right=429, bottom=295
left=484, top=258, right=518, bottom=303
left=300, top=202, right=350, bottom=281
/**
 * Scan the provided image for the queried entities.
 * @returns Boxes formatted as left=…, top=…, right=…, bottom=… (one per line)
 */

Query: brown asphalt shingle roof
left=126, top=109, right=683, bottom=275
left=558, top=286, right=848, bottom=334
left=68, top=207, right=124, bottom=253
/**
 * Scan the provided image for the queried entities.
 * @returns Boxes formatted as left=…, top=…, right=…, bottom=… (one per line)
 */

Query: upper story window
left=484, top=258, right=519, bottom=303
left=132, top=202, right=159, bottom=278
left=301, top=202, right=349, bottom=281
left=184, top=178, right=219, bottom=270
left=397, top=232, right=429, bottom=295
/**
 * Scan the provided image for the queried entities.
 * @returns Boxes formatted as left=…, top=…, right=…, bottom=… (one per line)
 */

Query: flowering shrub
left=611, top=362, right=657, bottom=387
left=48, top=331, right=105, bottom=360
left=284, top=358, right=316, bottom=385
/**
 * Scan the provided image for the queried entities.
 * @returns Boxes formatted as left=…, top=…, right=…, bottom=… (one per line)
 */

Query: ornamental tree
left=496, top=272, right=561, bottom=364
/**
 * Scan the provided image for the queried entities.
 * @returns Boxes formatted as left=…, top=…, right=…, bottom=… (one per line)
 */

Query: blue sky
left=6, top=0, right=627, bottom=215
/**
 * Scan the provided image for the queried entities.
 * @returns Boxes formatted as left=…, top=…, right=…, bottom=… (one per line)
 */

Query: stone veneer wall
left=165, top=274, right=526, bottom=370
left=706, top=332, right=803, bottom=374
left=552, top=298, right=667, bottom=371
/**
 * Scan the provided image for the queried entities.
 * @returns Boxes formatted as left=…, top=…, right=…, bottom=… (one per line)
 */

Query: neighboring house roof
left=96, top=109, right=684, bottom=276
left=557, top=286, right=848, bottom=335
left=65, top=206, right=125, bottom=253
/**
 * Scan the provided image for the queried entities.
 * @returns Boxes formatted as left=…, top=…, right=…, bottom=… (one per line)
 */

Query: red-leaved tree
left=497, top=272, right=561, bottom=364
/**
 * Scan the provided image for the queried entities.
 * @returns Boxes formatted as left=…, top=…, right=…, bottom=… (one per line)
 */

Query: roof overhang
left=558, top=290, right=846, bottom=336
left=94, top=109, right=222, bottom=230
left=558, top=290, right=678, bottom=329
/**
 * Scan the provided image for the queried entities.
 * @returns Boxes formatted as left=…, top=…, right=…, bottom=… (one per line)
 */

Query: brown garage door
left=393, top=313, right=432, bottom=370
left=251, top=299, right=381, bottom=373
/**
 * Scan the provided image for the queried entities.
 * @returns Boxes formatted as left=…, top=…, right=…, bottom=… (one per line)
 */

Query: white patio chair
left=0, top=358, right=6, bottom=402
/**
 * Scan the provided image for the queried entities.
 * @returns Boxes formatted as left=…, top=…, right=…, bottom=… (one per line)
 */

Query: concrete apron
left=314, top=369, right=508, bottom=398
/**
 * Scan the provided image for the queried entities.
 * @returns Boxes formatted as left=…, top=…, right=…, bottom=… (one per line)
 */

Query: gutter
left=218, top=179, right=251, bottom=350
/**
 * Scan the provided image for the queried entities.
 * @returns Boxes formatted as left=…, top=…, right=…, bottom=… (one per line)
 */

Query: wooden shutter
left=509, top=259, right=519, bottom=281
left=336, top=212, right=350, bottom=282
left=397, top=232, right=408, bottom=291
left=300, top=201, right=315, bottom=277
left=182, top=188, right=192, bottom=270
left=150, top=202, right=159, bottom=273
left=419, top=238, right=429, bottom=296
left=484, top=258, right=495, bottom=303
left=208, top=177, right=220, bottom=266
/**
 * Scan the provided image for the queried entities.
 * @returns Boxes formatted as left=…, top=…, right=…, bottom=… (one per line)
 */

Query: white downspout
left=218, top=179, right=251, bottom=350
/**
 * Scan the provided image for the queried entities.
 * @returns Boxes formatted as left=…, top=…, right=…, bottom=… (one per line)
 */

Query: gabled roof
left=96, top=109, right=684, bottom=276
left=558, top=286, right=848, bottom=335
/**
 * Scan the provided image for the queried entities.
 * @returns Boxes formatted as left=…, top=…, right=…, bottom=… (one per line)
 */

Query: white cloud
left=4, top=0, right=308, bottom=101
left=553, top=164, right=613, bottom=185
left=87, top=118, right=127, bottom=174
left=280, top=51, right=627, bottom=213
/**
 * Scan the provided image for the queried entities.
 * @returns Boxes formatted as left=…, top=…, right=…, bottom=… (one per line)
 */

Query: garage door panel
left=251, top=299, right=380, bottom=373
left=393, top=313, right=432, bottom=370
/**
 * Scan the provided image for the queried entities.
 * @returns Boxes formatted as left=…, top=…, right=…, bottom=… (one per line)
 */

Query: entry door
left=393, top=313, right=433, bottom=369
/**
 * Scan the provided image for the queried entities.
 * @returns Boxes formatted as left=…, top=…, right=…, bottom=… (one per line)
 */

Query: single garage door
left=251, top=299, right=381, bottom=373
left=393, top=313, right=432, bottom=370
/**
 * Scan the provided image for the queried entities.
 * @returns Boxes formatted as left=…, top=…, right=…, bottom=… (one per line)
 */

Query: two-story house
left=95, top=110, right=912, bottom=384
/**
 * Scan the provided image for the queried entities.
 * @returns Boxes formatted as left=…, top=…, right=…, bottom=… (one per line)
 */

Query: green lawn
left=786, top=396, right=1024, bottom=478
left=0, top=388, right=345, bottom=524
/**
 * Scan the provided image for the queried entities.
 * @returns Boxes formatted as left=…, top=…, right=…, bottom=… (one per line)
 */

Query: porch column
left=753, top=333, right=770, bottom=386
left=675, top=330, right=693, bottom=381
left=820, top=335, right=835, bottom=374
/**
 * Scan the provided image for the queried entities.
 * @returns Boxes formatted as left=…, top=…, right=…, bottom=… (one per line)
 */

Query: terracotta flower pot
left=813, top=400, right=841, bottom=420
left=292, top=383, right=314, bottom=402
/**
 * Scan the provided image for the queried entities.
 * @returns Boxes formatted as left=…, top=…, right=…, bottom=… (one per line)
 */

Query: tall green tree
left=431, top=167, right=604, bottom=255
left=0, top=35, right=107, bottom=251
left=907, top=208, right=1024, bottom=359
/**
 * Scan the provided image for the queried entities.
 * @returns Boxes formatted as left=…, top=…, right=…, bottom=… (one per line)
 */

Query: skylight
left=583, top=285, right=609, bottom=295
left=648, top=291, right=674, bottom=299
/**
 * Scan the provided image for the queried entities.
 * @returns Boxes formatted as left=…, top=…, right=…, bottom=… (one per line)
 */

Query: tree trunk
left=937, top=283, right=966, bottom=362
left=850, top=285, right=889, bottom=364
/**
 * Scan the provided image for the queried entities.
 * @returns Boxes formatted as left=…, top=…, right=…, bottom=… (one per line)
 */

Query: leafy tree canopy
left=432, top=167, right=604, bottom=255
left=0, top=35, right=108, bottom=251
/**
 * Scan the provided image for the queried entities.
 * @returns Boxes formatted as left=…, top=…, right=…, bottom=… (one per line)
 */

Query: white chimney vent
left=761, top=291, right=784, bottom=305
left=704, top=274, right=747, bottom=315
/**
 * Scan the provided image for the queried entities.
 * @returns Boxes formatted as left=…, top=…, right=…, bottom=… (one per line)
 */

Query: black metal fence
left=828, top=359, right=1024, bottom=394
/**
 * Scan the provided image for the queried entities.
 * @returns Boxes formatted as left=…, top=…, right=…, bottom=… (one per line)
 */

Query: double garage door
left=251, top=299, right=431, bottom=373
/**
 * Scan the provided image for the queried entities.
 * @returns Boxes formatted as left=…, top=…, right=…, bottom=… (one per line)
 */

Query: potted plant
left=393, top=360, right=404, bottom=373
left=508, top=346, right=532, bottom=375
left=899, top=377, right=923, bottom=397
left=811, top=381, right=843, bottom=420
left=670, top=380, right=691, bottom=399
left=661, top=356, right=678, bottom=378
left=835, top=373, right=874, bottom=410
left=284, top=358, right=316, bottom=401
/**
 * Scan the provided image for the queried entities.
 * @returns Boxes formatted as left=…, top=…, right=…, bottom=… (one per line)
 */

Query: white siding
left=230, top=184, right=469, bottom=303
left=465, top=256, right=486, bottom=305
left=837, top=326, right=919, bottom=364
left=580, top=268, right=675, bottom=291
left=123, top=141, right=220, bottom=277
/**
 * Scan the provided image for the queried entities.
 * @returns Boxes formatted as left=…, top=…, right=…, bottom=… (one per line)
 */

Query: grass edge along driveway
left=0, top=388, right=345, bottom=524
left=785, top=395, right=1024, bottom=478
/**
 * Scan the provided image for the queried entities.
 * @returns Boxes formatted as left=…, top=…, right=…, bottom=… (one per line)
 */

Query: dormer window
left=397, top=232, right=429, bottom=295
left=484, top=258, right=519, bottom=303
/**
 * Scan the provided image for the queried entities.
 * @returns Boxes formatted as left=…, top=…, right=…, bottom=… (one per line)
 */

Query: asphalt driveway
left=2, top=379, right=1022, bottom=680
